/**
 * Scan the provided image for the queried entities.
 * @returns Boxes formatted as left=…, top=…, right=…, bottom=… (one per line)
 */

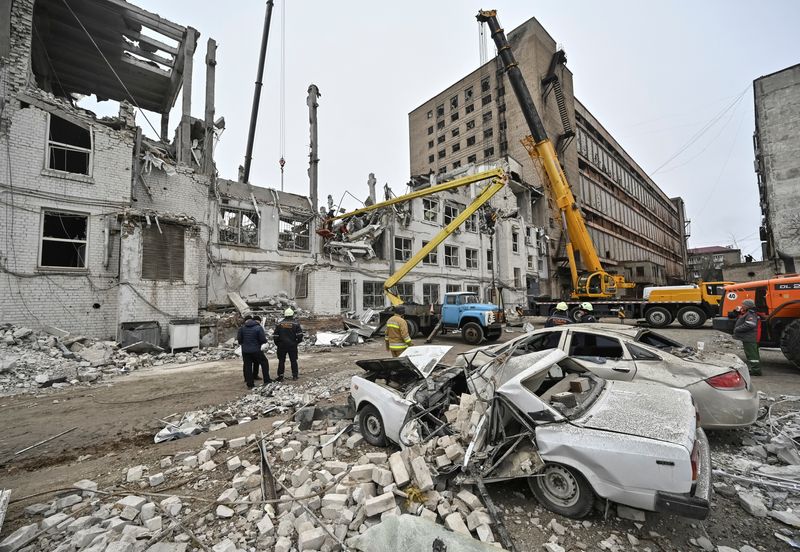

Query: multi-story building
left=687, top=246, right=741, bottom=281
left=409, top=15, right=688, bottom=298
left=754, top=63, right=800, bottom=273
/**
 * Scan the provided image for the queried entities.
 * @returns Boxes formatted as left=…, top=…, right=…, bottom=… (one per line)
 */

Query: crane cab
left=574, top=272, right=618, bottom=298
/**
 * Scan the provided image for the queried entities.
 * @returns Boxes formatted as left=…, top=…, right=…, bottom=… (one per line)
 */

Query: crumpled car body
left=455, top=323, right=758, bottom=429
left=349, top=346, right=711, bottom=519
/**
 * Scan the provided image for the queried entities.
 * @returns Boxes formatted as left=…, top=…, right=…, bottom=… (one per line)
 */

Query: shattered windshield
left=462, top=294, right=479, bottom=304
left=636, top=330, right=692, bottom=355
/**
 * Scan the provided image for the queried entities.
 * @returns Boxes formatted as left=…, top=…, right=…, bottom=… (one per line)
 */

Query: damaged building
left=408, top=16, right=689, bottom=298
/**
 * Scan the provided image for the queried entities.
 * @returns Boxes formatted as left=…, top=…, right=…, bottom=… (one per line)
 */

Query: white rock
left=280, top=447, right=297, bottom=462
left=364, top=492, right=396, bottom=517
left=388, top=452, right=411, bottom=487
left=215, top=505, right=235, bottom=518
left=126, top=466, right=144, bottom=482
left=257, top=514, right=275, bottom=535
left=0, top=523, right=38, bottom=552
left=372, top=467, right=394, bottom=487
left=298, top=527, right=326, bottom=550
left=410, top=456, right=434, bottom=491
left=116, top=495, right=146, bottom=511
left=148, top=473, right=166, bottom=487
left=211, top=538, right=237, bottom=552
left=444, top=512, right=470, bottom=535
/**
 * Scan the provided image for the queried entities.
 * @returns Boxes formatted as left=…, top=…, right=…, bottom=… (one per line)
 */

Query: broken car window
left=627, top=343, right=661, bottom=361
left=48, top=115, right=91, bottom=175
left=40, top=211, right=88, bottom=269
left=219, top=208, right=259, bottom=246
left=568, top=332, right=624, bottom=359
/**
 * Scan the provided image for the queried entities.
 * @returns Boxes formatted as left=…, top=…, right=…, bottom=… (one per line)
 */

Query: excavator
left=477, top=10, right=636, bottom=301
left=321, top=168, right=508, bottom=344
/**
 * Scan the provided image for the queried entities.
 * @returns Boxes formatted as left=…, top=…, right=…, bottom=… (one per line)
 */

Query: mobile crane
left=323, top=168, right=508, bottom=344
left=477, top=10, right=636, bottom=302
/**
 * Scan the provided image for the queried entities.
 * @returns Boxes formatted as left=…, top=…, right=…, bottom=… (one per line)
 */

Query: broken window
left=446, top=284, right=461, bottom=293
left=363, top=281, right=385, bottom=309
left=428, top=155, right=435, bottom=163
left=294, top=272, right=308, bottom=298
left=481, top=77, right=491, bottom=93
left=427, top=110, right=433, bottom=119
left=422, top=198, right=439, bottom=222
left=437, top=121, right=445, bottom=130
left=422, top=241, right=438, bottom=265
left=452, top=128, right=460, bottom=138
left=395, top=283, right=414, bottom=303
left=514, top=267, right=522, bottom=288
left=423, top=283, right=439, bottom=305
left=512, top=231, right=519, bottom=252
left=467, top=154, right=477, bottom=164
left=450, top=96, right=459, bottom=110
left=467, top=136, right=476, bottom=147
left=47, top=114, right=91, bottom=175
left=451, top=113, right=459, bottom=123
left=428, top=140, right=434, bottom=148
left=438, top=167, right=447, bottom=175
left=452, top=161, right=461, bottom=169
left=340, top=280, right=351, bottom=311
left=569, top=333, right=624, bottom=358
left=487, top=249, right=494, bottom=270
left=142, top=223, right=185, bottom=280
left=444, top=202, right=463, bottom=225
left=465, top=104, right=474, bottom=114
left=464, top=86, right=474, bottom=101
left=394, top=236, right=412, bottom=262
left=484, top=128, right=494, bottom=139
left=40, top=210, right=88, bottom=269
left=464, top=214, right=477, bottom=232
left=438, top=150, right=446, bottom=160
left=482, top=111, right=493, bottom=123
left=466, top=248, right=479, bottom=269
left=452, top=143, right=461, bottom=153
left=444, top=245, right=459, bottom=267
left=219, top=208, right=259, bottom=247
left=484, top=147, right=495, bottom=158
left=437, top=135, right=445, bottom=144
left=528, top=255, right=534, bottom=269
left=428, top=126, right=434, bottom=135
left=466, top=284, right=480, bottom=297
left=436, top=104, right=445, bottom=118
left=482, top=95, right=492, bottom=106
left=278, top=216, right=310, bottom=251
left=466, top=120, right=476, bottom=130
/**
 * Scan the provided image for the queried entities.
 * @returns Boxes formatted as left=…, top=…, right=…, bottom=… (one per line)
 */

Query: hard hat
left=284, top=308, right=295, bottom=317
left=741, top=299, right=755, bottom=309
left=580, top=302, right=593, bottom=311
left=394, top=305, right=406, bottom=315
left=555, top=302, right=569, bottom=311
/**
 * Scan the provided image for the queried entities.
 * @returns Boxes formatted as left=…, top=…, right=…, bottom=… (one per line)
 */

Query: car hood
left=575, top=380, right=696, bottom=450
left=355, top=346, right=452, bottom=380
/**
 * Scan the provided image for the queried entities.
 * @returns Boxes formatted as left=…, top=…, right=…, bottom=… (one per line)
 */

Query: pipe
left=242, top=0, right=275, bottom=183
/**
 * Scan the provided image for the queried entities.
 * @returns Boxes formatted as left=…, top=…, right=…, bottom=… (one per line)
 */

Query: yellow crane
left=477, top=10, right=635, bottom=299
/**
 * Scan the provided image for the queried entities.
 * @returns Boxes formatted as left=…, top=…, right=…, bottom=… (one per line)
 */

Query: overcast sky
left=98, top=1, right=799, bottom=260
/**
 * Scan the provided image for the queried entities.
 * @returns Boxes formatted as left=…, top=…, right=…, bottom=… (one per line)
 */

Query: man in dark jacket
left=273, top=308, right=304, bottom=381
left=545, top=302, right=572, bottom=328
left=237, top=315, right=270, bottom=388
left=733, top=299, right=762, bottom=376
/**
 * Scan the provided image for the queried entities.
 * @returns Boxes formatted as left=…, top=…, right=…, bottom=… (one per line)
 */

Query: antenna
left=479, top=20, right=488, bottom=65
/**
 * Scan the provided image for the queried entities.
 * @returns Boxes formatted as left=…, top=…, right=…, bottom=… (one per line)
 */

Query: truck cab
left=439, top=291, right=504, bottom=344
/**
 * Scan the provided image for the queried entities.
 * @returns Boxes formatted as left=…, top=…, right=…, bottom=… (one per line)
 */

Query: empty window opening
left=482, top=95, right=492, bottom=106
left=437, top=135, right=445, bottom=144
left=422, top=198, right=439, bottom=222
left=484, top=147, right=495, bottom=158
left=464, top=87, right=474, bottom=101
left=452, top=128, right=460, bottom=138
left=422, top=241, right=438, bottom=265
left=452, top=160, right=461, bottom=169
left=452, top=143, right=461, bottom=153
left=423, top=283, right=439, bottom=305
left=40, top=211, right=88, bottom=268
left=466, top=120, right=476, bottom=130
left=514, top=267, right=522, bottom=288
left=278, top=216, right=310, bottom=251
left=48, top=115, right=91, bottom=175
left=467, top=154, right=477, bottom=164
left=482, top=111, right=493, bottom=123
left=437, top=120, right=445, bottom=130
left=450, top=96, right=459, bottom=110
left=142, top=223, right=184, bottom=280
left=487, top=249, right=494, bottom=270
left=512, top=231, right=519, bottom=252
left=466, top=284, right=480, bottom=297
left=444, top=202, right=463, bottom=226
left=465, top=104, right=474, bottom=114
left=464, top=214, right=477, bottom=232
left=451, top=113, right=459, bottom=123
left=569, top=333, right=624, bottom=358
left=395, top=283, right=414, bottom=303
left=436, top=104, right=445, bottom=118
left=219, top=208, right=259, bottom=246
left=481, top=77, right=491, bottom=93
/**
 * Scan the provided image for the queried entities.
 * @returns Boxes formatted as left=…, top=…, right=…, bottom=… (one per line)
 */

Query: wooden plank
left=122, top=29, right=179, bottom=55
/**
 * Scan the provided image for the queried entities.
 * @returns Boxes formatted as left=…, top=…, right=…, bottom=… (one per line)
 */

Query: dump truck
left=713, top=275, right=800, bottom=368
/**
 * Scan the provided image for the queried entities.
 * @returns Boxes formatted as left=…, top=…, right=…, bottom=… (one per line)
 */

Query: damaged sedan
left=350, top=346, right=711, bottom=519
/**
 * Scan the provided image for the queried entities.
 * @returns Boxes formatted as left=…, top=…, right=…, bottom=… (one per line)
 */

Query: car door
left=566, top=330, right=637, bottom=381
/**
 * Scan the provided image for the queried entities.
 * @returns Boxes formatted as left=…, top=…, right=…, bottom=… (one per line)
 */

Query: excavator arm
left=326, top=168, right=507, bottom=305
left=477, top=10, right=634, bottom=299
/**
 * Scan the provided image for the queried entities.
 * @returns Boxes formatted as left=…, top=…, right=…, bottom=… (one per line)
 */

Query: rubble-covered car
left=456, top=323, right=758, bottom=429
left=350, top=346, right=711, bottom=519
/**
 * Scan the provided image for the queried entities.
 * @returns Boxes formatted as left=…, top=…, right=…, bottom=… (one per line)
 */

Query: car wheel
left=405, top=318, right=419, bottom=339
left=677, top=306, right=707, bottom=329
left=645, top=306, right=672, bottom=328
left=528, top=463, right=595, bottom=518
left=359, top=404, right=387, bottom=447
left=781, top=320, right=800, bottom=369
left=462, top=322, right=485, bottom=345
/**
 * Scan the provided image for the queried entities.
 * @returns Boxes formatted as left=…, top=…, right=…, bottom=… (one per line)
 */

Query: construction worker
left=273, top=308, right=304, bottom=381
left=574, top=302, right=598, bottom=323
left=545, top=302, right=572, bottom=327
left=385, top=305, right=413, bottom=357
left=733, top=299, right=762, bottom=376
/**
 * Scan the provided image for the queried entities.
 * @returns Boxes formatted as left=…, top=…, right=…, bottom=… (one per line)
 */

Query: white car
left=349, top=346, right=711, bottom=519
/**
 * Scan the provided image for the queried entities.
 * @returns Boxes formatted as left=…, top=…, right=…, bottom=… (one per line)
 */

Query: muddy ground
left=2, top=320, right=798, bottom=551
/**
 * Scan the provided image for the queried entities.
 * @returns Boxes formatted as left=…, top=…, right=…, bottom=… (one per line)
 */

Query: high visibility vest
left=385, top=315, right=412, bottom=350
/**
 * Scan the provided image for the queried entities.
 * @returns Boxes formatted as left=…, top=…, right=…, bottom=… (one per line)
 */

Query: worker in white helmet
left=574, top=302, right=598, bottom=323
left=545, top=302, right=572, bottom=327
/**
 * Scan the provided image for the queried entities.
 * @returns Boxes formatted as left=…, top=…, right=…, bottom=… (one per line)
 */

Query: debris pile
left=0, top=324, right=238, bottom=396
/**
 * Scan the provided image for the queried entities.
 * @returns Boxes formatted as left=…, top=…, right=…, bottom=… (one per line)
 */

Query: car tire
left=405, top=318, right=419, bottom=339
left=528, top=463, right=595, bottom=519
left=462, top=322, right=485, bottom=345
left=645, top=306, right=673, bottom=328
left=780, top=319, right=800, bottom=368
left=677, top=306, right=707, bottom=329
left=359, top=404, right=387, bottom=447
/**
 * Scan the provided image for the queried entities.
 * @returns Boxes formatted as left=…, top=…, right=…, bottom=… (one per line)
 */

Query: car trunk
left=574, top=380, right=696, bottom=450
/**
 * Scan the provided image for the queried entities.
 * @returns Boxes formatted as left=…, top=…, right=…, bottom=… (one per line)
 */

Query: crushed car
left=455, top=323, right=758, bottom=429
left=349, top=346, right=711, bottom=519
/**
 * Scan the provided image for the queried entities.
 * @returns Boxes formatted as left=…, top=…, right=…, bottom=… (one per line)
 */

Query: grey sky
left=91, top=1, right=799, bottom=260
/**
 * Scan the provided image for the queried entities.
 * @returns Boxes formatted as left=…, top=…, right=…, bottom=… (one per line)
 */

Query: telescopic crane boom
left=477, top=10, right=634, bottom=299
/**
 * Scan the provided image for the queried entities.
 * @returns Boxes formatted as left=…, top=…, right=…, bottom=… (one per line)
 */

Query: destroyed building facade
left=408, top=16, right=689, bottom=297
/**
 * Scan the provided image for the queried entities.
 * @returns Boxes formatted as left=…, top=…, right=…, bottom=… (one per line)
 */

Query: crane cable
left=278, top=0, right=286, bottom=191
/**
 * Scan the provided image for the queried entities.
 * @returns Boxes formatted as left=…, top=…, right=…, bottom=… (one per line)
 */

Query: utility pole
left=307, top=84, right=321, bottom=213
left=242, top=0, right=275, bottom=183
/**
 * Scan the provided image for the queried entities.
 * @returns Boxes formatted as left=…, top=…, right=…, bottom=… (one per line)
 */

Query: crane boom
left=476, top=10, right=633, bottom=299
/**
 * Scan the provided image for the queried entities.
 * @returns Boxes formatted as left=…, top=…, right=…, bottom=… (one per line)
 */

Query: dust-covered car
left=349, top=346, right=711, bottom=519
left=456, top=323, right=758, bottom=429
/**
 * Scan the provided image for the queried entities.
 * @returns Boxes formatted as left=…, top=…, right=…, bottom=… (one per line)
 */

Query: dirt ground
left=1, top=320, right=798, bottom=550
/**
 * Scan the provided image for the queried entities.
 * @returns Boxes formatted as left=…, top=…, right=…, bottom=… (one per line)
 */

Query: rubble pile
left=0, top=324, right=238, bottom=397
left=713, top=394, right=800, bottom=531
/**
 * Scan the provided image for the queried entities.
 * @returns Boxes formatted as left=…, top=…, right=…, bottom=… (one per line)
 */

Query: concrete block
left=323, top=461, right=348, bottom=474
left=115, top=495, right=146, bottom=511
left=351, top=464, right=374, bottom=482
left=298, top=527, right=326, bottom=551
left=215, top=505, right=235, bottom=518
left=148, top=473, right=165, bottom=487
left=211, top=538, right=237, bottom=552
left=410, top=456, right=434, bottom=491
left=125, top=466, right=144, bottom=482
left=280, top=447, right=297, bottom=462
left=200, top=460, right=217, bottom=471
left=229, top=436, right=248, bottom=448
left=456, top=490, right=482, bottom=511
left=143, top=516, right=162, bottom=532
left=444, top=512, right=470, bottom=535
left=616, top=504, right=647, bottom=522
left=140, top=502, right=156, bottom=522
left=738, top=493, right=767, bottom=517
left=419, top=508, right=438, bottom=523
left=274, top=536, right=292, bottom=552
left=346, top=434, right=364, bottom=449
left=119, top=506, right=139, bottom=521
left=182, top=455, right=198, bottom=468
left=105, top=542, right=134, bottom=552
left=217, top=488, right=239, bottom=504
left=435, top=454, right=452, bottom=469
left=389, top=452, right=411, bottom=487
left=467, top=510, right=492, bottom=531
left=257, top=514, right=275, bottom=535
left=476, top=524, right=494, bottom=543
left=226, top=456, right=242, bottom=471
left=366, top=452, right=388, bottom=464
left=372, top=467, right=393, bottom=487
left=160, top=496, right=182, bottom=516
left=0, top=523, right=38, bottom=552
left=444, top=443, right=465, bottom=463
left=364, top=492, right=396, bottom=517
left=291, top=467, right=311, bottom=488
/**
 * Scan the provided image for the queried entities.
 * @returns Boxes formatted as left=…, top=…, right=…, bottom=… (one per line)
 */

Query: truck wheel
left=485, top=332, right=502, bottom=342
left=528, top=463, right=595, bottom=518
left=781, top=320, right=800, bottom=368
left=359, top=404, right=387, bottom=447
left=677, top=306, right=707, bottom=329
left=645, top=307, right=672, bottom=328
left=461, top=322, right=484, bottom=345
left=405, top=318, right=419, bottom=339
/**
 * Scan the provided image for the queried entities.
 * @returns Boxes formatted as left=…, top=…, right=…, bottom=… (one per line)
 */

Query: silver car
left=458, top=323, right=758, bottom=429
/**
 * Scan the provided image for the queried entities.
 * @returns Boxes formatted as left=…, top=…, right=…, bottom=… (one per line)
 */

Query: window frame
left=394, top=236, right=412, bottom=262
left=422, top=241, right=438, bottom=265
left=423, top=283, right=440, bottom=305
left=363, top=281, right=385, bottom=309
left=444, top=244, right=459, bottom=267
left=465, top=248, right=479, bottom=269
left=46, top=113, right=93, bottom=177
left=39, top=209, right=89, bottom=270
left=219, top=207, right=259, bottom=247
left=278, top=215, right=311, bottom=251
left=340, top=280, right=352, bottom=311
